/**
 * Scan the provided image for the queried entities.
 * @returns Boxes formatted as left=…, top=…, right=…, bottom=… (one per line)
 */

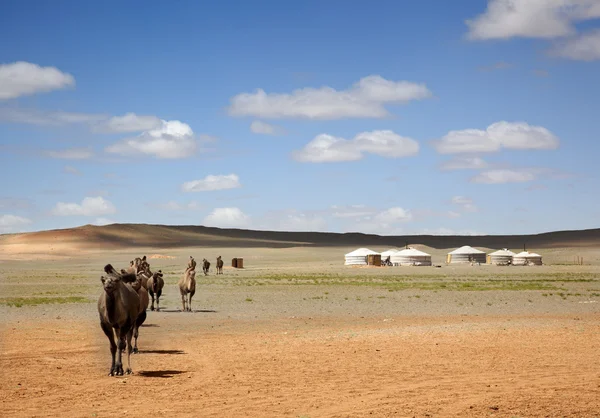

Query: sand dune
left=1, top=223, right=599, bottom=254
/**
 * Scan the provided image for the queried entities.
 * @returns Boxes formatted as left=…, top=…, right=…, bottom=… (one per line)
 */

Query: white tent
left=447, top=245, right=486, bottom=264
left=513, top=251, right=543, bottom=266
left=344, top=248, right=379, bottom=266
left=391, top=247, right=432, bottom=266
left=487, top=249, right=516, bottom=265
left=380, top=249, right=399, bottom=264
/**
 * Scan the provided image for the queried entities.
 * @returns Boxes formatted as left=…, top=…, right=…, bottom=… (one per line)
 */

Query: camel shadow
left=141, top=323, right=159, bottom=327
left=160, top=309, right=218, bottom=313
left=138, top=370, right=185, bottom=378
left=139, top=349, right=185, bottom=355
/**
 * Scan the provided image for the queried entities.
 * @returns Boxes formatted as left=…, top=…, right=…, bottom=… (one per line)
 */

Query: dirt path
left=2, top=312, right=599, bottom=417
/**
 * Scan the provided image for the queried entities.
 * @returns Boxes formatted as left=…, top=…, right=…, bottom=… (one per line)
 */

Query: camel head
left=100, top=275, right=120, bottom=293
left=153, top=270, right=163, bottom=279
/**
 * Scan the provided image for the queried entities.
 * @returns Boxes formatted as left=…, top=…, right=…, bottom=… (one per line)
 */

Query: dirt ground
left=1, top=246, right=600, bottom=417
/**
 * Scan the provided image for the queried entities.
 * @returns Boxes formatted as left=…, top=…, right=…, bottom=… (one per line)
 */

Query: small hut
left=487, top=249, right=516, bottom=265
left=446, top=245, right=486, bottom=264
left=344, top=248, right=379, bottom=266
left=391, top=247, right=432, bottom=266
left=513, top=251, right=543, bottom=266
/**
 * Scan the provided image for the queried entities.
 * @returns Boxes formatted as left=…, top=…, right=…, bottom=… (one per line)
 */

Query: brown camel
left=128, top=271, right=150, bottom=354
left=187, top=255, right=196, bottom=272
left=147, top=270, right=164, bottom=311
left=178, top=267, right=196, bottom=312
left=202, top=258, right=210, bottom=275
left=98, top=264, right=140, bottom=376
left=216, top=256, right=224, bottom=275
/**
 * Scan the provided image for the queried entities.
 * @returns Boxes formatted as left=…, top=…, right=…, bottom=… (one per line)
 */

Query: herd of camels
left=98, top=254, right=224, bottom=376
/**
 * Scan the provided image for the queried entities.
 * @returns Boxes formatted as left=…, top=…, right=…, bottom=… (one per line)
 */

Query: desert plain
left=1, top=225, right=599, bottom=417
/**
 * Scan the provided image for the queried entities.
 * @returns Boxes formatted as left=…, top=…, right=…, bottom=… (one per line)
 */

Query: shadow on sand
left=160, top=309, right=218, bottom=313
left=141, top=323, right=159, bottom=327
left=139, top=349, right=185, bottom=355
left=138, top=370, right=186, bottom=378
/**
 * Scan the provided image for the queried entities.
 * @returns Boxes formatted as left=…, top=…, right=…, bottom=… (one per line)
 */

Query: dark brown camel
left=147, top=270, right=164, bottom=311
left=202, top=258, right=210, bottom=276
left=128, top=270, right=149, bottom=354
left=98, top=264, right=140, bottom=376
left=216, top=256, right=224, bottom=275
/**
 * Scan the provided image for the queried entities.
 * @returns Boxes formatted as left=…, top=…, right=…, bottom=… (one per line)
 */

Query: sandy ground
left=1, top=246, right=600, bottom=417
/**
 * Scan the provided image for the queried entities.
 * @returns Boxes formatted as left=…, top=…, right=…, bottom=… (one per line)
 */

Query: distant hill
left=1, top=223, right=599, bottom=250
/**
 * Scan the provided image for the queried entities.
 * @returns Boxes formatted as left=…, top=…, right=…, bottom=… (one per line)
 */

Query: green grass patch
left=0, top=296, right=91, bottom=307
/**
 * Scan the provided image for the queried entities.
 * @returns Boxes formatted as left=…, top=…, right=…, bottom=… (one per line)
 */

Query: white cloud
left=432, top=121, right=559, bottom=154
left=228, top=75, right=432, bottom=120
left=471, top=169, right=537, bottom=184
left=105, top=120, right=197, bottom=159
left=46, top=148, right=93, bottom=159
left=93, top=112, right=162, bottom=133
left=52, top=196, right=116, bottom=217
left=203, top=207, right=250, bottom=228
left=439, top=156, right=488, bottom=170
left=0, top=214, right=32, bottom=234
left=465, top=0, right=600, bottom=40
left=451, top=196, right=478, bottom=212
left=0, top=61, right=75, bottom=100
left=250, top=120, right=284, bottom=135
left=269, top=211, right=328, bottom=232
left=374, top=207, right=413, bottom=223
left=63, top=165, right=82, bottom=176
left=181, top=174, right=241, bottom=192
left=0, top=108, right=105, bottom=126
left=330, top=204, right=377, bottom=219
left=293, top=130, right=419, bottom=163
left=550, top=29, right=600, bottom=61
left=93, top=217, right=113, bottom=226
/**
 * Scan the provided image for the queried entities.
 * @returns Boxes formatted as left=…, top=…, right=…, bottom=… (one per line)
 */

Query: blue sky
left=1, top=0, right=599, bottom=236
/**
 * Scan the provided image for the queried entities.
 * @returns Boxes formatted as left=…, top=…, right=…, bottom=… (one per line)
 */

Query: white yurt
left=344, top=248, right=379, bottom=266
left=446, top=245, right=487, bottom=264
left=487, top=248, right=516, bottom=265
left=391, top=247, right=432, bottom=266
left=513, top=251, right=543, bottom=266
left=380, top=249, right=399, bottom=264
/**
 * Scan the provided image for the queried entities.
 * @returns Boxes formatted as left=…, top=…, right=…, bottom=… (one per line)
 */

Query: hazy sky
left=1, top=0, right=599, bottom=236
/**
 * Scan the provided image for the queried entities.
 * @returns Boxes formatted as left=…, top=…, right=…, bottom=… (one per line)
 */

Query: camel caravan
left=98, top=254, right=224, bottom=376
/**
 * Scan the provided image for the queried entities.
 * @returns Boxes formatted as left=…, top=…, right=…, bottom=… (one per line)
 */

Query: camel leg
left=150, top=290, right=155, bottom=311
left=101, top=322, right=117, bottom=376
left=181, top=293, right=186, bottom=312
left=133, top=310, right=146, bottom=354
left=156, top=289, right=162, bottom=312
left=115, top=332, right=126, bottom=376
left=125, top=329, right=133, bottom=375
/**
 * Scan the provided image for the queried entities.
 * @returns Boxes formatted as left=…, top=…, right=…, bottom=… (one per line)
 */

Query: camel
left=216, top=256, right=224, bottom=275
left=202, top=258, right=210, bottom=276
left=187, top=255, right=196, bottom=272
left=98, top=264, right=140, bottom=376
left=178, top=266, right=196, bottom=312
left=128, top=271, right=150, bottom=354
left=147, top=270, right=165, bottom=311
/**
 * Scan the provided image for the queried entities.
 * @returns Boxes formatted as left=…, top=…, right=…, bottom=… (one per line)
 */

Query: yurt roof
left=448, top=245, right=486, bottom=255
left=345, top=248, right=379, bottom=257
left=395, top=247, right=431, bottom=257
left=381, top=249, right=400, bottom=257
left=489, top=249, right=516, bottom=256
left=514, top=251, right=541, bottom=258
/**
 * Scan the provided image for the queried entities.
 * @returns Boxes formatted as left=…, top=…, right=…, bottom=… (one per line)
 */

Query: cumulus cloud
left=432, top=121, right=559, bottom=154
left=93, top=217, right=113, bottom=226
left=93, top=112, right=162, bottom=133
left=46, top=148, right=93, bottom=160
left=451, top=196, right=478, bottom=212
left=471, top=169, right=537, bottom=184
left=105, top=120, right=197, bottom=159
left=203, top=207, right=250, bottom=228
left=465, top=0, right=600, bottom=40
left=63, top=165, right=82, bottom=176
left=52, top=196, right=116, bottom=217
left=550, top=29, right=600, bottom=61
left=0, top=108, right=105, bottom=126
left=0, top=214, right=32, bottom=234
left=0, top=61, right=75, bottom=100
left=228, top=75, right=432, bottom=120
left=181, top=174, right=241, bottom=192
left=250, top=120, right=284, bottom=135
left=293, top=130, right=419, bottom=163
left=439, top=156, right=488, bottom=170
